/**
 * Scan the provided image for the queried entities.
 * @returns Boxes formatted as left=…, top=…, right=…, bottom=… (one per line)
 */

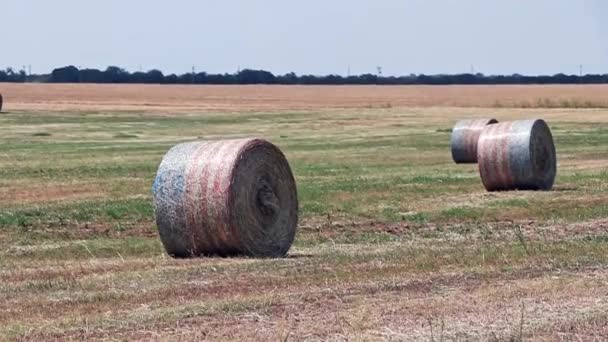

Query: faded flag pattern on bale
left=451, top=118, right=498, bottom=163
left=153, top=138, right=298, bottom=258
left=477, top=119, right=556, bottom=191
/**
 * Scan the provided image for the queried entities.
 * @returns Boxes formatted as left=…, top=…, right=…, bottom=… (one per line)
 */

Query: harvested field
left=2, top=83, right=608, bottom=112
left=1, top=84, right=608, bottom=340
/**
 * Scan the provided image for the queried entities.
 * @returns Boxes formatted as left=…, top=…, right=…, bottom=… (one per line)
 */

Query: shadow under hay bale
left=477, top=119, right=556, bottom=191
left=153, top=138, right=298, bottom=258
left=451, top=118, right=498, bottom=163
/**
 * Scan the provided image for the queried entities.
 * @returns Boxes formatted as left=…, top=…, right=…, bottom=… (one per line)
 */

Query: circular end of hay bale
left=451, top=118, right=498, bottom=163
left=477, top=119, right=556, bottom=191
left=153, top=138, right=298, bottom=258
left=528, top=119, right=557, bottom=190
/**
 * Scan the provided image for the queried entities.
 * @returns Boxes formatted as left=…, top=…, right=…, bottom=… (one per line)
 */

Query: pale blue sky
left=2, top=0, right=607, bottom=76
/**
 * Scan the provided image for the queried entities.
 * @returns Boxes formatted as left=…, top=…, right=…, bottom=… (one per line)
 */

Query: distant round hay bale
left=153, top=138, right=299, bottom=258
left=477, top=119, right=556, bottom=191
left=451, top=118, right=498, bottom=163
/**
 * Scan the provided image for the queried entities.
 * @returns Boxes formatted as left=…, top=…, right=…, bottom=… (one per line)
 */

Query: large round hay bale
left=451, top=118, right=498, bottom=163
left=153, top=138, right=298, bottom=258
left=477, top=119, right=556, bottom=191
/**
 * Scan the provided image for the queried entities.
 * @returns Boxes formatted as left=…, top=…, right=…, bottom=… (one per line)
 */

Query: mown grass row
left=1, top=110, right=607, bottom=240
left=0, top=113, right=608, bottom=231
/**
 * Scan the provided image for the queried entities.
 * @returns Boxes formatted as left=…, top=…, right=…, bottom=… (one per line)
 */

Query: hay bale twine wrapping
left=451, top=118, right=498, bottom=163
left=477, top=119, right=556, bottom=191
left=153, top=138, right=298, bottom=258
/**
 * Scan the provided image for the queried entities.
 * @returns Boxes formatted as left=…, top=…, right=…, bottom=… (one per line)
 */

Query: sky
left=2, top=0, right=607, bottom=76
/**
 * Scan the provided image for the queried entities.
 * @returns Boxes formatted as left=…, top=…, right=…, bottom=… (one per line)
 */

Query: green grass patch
left=0, top=198, right=153, bottom=229
left=438, top=207, right=485, bottom=221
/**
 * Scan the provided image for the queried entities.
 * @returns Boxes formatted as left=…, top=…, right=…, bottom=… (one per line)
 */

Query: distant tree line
left=1, top=65, right=608, bottom=85
left=0, top=68, right=28, bottom=82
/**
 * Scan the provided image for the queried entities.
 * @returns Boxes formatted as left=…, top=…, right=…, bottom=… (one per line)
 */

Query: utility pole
left=347, top=65, right=351, bottom=77
left=192, top=65, right=196, bottom=84
left=579, top=64, right=583, bottom=77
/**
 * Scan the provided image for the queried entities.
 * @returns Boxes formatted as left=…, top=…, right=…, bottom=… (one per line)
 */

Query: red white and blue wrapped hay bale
left=153, top=138, right=299, bottom=258
left=451, top=118, right=498, bottom=163
left=477, top=119, right=556, bottom=191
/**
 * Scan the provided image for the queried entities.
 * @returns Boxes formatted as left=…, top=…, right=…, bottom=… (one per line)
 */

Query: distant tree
left=51, top=66, right=79, bottom=83
left=277, top=72, right=298, bottom=84
left=298, top=75, right=319, bottom=85
left=146, top=69, right=164, bottom=83
left=453, top=74, right=477, bottom=84
left=164, top=74, right=179, bottom=84
left=205, top=73, right=224, bottom=84
left=79, top=69, right=105, bottom=83
left=237, top=69, right=276, bottom=84
left=130, top=71, right=147, bottom=83
left=324, top=74, right=345, bottom=85
left=104, top=66, right=129, bottom=83
left=0, top=67, right=27, bottom=82
left=193, top=72, right=208, bottom=84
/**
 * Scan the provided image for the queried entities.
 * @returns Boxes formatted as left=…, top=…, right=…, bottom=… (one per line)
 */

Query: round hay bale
left=153, top=138, right=298, bottom=258
left=451, top=118, right=498, bottom=163
left=477, top=119, right=556, bottom=191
